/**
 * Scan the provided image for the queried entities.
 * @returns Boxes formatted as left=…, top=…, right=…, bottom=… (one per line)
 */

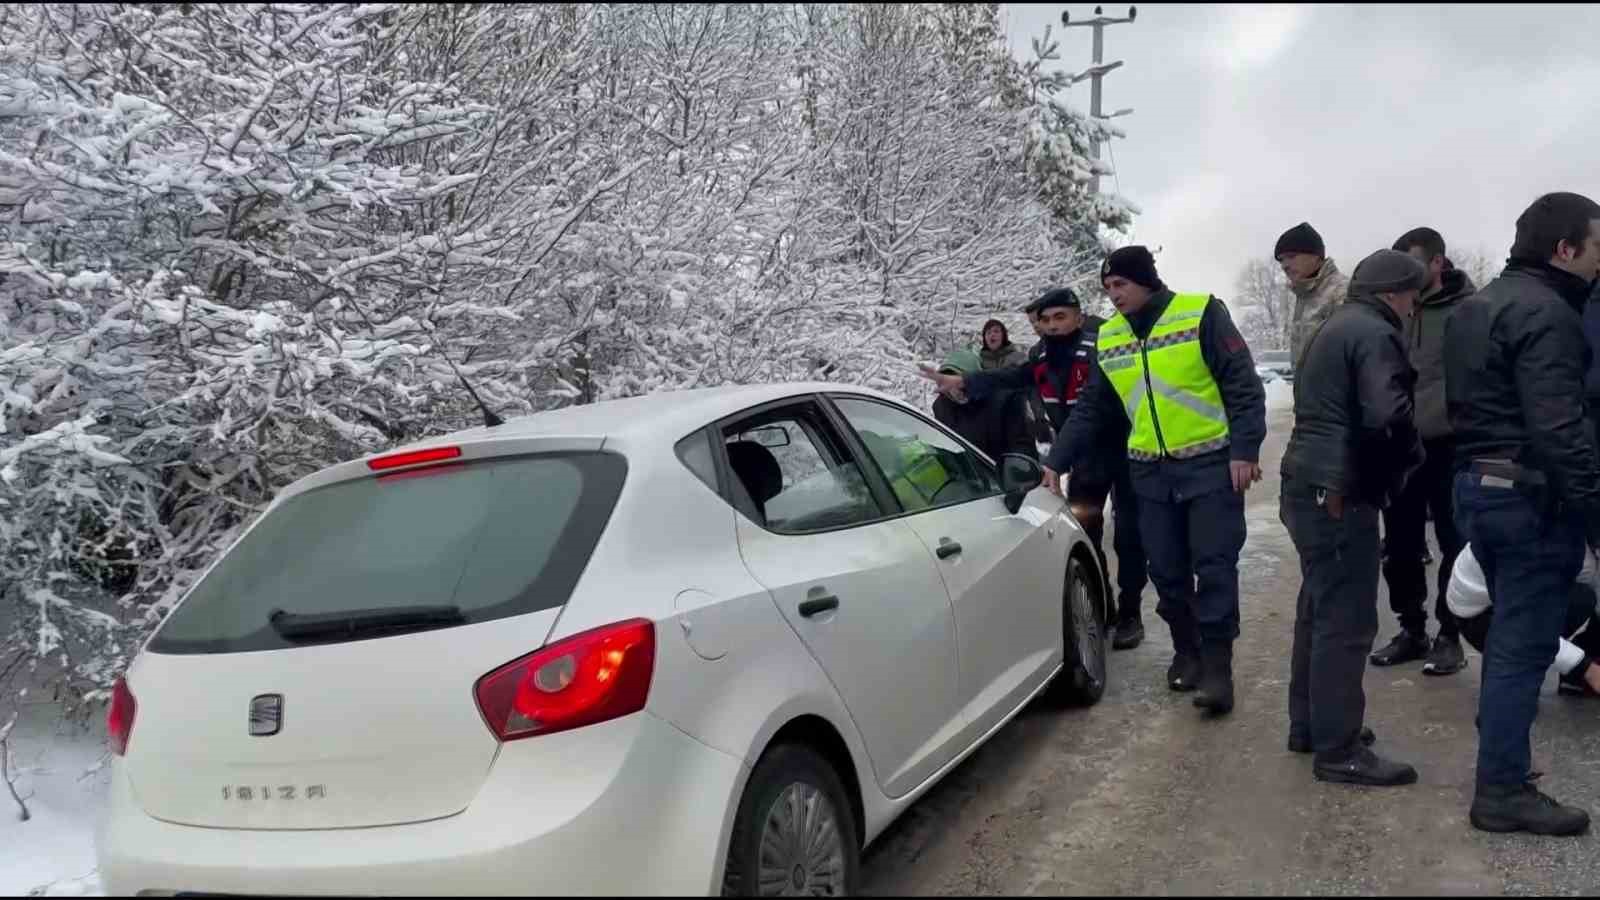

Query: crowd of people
left=921, top=190, right=1600, bottom=838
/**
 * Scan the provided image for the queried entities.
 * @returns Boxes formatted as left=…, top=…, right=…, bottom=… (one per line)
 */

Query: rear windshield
left=147, top=451, right=627, bottom=655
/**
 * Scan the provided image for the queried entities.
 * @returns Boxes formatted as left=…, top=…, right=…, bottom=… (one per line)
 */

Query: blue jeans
left=1454, top=473, right=1585, bottom=788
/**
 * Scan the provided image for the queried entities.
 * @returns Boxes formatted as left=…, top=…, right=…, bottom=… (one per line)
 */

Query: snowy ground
left=1, top=705, right=109, bottom=897
left=1264, top=375, right=1293, bottom=411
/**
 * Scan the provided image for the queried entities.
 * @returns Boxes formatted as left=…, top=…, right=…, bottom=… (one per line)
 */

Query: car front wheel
left=1047, top=554, right=1108, bottom=706
left=722, top=743, right=860, bottom=897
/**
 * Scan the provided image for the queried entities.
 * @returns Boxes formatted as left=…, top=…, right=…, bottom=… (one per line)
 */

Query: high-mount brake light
left=367, top=446, right=462, bottom=472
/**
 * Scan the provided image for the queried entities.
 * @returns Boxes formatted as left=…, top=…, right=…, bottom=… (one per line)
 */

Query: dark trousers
left=1454, top=473, right=1585, bottom=788
left=1458, top=583, right=1600, bottom=662
left=1136, top=486, right=1245, bottom=654
left=1281, top=477, right=1381, bottom=758
left=1380, top=437, right=1464, bottom=639
left=1068, top=469, right=1149, bottom=617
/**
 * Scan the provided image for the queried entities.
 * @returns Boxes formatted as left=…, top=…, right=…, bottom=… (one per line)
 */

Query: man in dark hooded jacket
left=1280, top=248, right=1427, bottom=787
left=922, top=288, right=1151, bottom=650
left=1446, top=191, right=1600, bottom=836
left=1368, top=228, right=1477, bottom=676
left=931, top=348, right=1037, bottom=464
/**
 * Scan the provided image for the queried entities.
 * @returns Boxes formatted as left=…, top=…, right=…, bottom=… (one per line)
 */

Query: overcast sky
left=1004, top=2, right=1600, bottom=298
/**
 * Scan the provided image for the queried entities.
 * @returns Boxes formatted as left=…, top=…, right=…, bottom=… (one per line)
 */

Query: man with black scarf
left=1446, top=191, right=1600, bottom=835
left=1280, top=248, right=1428, bottom=787
left=921, top=288, right=1151, bottom=651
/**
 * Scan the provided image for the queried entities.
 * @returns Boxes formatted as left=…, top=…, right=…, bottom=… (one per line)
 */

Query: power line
left=1106, top=136, right=1132, bottom=242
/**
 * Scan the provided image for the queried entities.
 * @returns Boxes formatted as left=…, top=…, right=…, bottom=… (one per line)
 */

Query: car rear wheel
left=1047, top=554, right=1108, bottom=707
left=722, top=743, right=860, bottom=897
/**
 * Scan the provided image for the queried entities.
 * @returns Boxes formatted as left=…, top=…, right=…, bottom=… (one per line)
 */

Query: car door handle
left=936, top=540, right=963, bottom=559
left=799, top=595, right=840, bottom=618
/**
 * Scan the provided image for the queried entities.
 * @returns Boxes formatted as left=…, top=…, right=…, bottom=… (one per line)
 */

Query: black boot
left=1313, top=746, right=1418, bottom=787
left=1167, top=652, right=1200, bottom=692
left=1192, top=642, right=1234, bottom=715
left=1288, top=725, right=1375, bottom=754
left=1470, top=777, right=1590, bottom=835
left=1421, top=633, right=1467, bottom=676
left=1112, top=610, right=1145, bottom=651
left=1370, top=629, right=1429, bottom=666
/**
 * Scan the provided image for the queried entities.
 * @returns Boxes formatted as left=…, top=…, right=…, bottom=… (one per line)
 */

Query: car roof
left=270, top=381, right=918, bottom=506
left=393, top=381, right=908, bottom=453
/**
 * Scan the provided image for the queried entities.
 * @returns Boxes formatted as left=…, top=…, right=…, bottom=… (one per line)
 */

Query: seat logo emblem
left=249, top=694, right=283, bottom=737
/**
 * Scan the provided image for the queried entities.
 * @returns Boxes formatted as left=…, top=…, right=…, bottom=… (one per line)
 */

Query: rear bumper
left=99, top=712, right=747, bottom=896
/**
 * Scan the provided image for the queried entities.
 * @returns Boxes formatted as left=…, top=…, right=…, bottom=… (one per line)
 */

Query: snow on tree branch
left=0, top=2, right=1133, bottom=720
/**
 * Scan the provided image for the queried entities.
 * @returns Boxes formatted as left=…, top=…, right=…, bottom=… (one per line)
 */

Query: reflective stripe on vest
left=1096, top=293, right=1231, bottom=462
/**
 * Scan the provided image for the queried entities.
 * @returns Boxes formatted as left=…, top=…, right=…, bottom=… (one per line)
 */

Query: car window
left=675, top=430, right=718, bottom=492
left=721, top=406, right=882, bottom=533
left=147, top=452, right=627, bottom=655
left=830, top=396, right=1002, bottom=514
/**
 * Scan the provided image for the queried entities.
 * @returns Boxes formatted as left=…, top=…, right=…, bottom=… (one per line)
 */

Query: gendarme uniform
left=966, top=289, right=1149, bottom=645
left=1047, top=246, right=1267, bottom=714
left=1096, top=292, right=1233, bottom=464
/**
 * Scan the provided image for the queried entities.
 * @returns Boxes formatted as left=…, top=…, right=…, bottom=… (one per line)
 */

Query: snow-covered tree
left=0, top=2, right=1135, bottom=721
left=1231, top=257, right=1295, bottom=350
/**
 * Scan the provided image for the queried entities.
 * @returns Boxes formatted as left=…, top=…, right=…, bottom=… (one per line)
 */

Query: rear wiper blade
left=268, top=605, right=466, bottom=641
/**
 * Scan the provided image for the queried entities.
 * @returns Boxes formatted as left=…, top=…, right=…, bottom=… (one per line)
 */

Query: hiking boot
left=1167, top=652, right=1200, bottom=692
left=1288, top=725, right=1375, bottom=754
left=1421, top=633, right=1467, bottom=676
left=1470, top=777, right=1591, bottom=835
left=1192, top=642, right=1234, bottom=716
left=1370, top=629, right=1429, bottom=667
left=1313, top=746, right=1418, bottom=787
left=1112, top=614, right=1145, bottom=651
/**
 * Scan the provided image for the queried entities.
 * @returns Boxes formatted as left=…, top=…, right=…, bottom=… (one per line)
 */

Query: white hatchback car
left=97, top=382, right=1110, bottom=897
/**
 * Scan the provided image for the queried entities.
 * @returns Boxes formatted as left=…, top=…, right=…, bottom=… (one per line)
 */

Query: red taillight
left=108, top=676, right=136, bottom=756
left=367, top=446, right=461, bottom=472
left=474, top=619, right=656, bottom=742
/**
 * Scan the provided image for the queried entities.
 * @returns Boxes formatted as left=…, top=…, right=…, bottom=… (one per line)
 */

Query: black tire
left=722, top=743, right=860, bottom=897
left=1046, top=553, right=1108, bottom=707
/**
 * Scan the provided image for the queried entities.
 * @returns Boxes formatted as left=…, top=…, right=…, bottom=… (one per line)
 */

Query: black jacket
left=1281, top=293, right=1423, bottom=506
left=1584, top=280, right=1600, bottom=402
left=1022, top=340, right=1055, bottom=443
left=1045, top=290, right=1267, bottom=501
left=1406, top=266, right=1476, bottom=440
left=1445, top=260, right=1600, bottom=543
left=969, top=324, right=1119, bottom=483
left=932, top=389, right=1037, bottom=465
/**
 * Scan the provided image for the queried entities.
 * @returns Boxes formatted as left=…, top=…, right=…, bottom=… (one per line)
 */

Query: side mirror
left=999, top=454, right=1043, bottom=514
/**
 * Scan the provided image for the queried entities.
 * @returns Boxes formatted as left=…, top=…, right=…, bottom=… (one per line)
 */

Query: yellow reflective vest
left=1096, top=293, right=1231, bottom=462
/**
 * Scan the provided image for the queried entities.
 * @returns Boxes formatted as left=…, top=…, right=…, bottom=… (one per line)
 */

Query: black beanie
left=1274, top=222, right=1326, bottom=260
left=1099, top=246, right=1162, bottom=290
left=1510, top=192, right=1600, bottom=263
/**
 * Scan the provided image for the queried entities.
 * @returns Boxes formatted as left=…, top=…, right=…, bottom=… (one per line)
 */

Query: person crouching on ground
left=1447, top=541, right=1600, bottom=698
